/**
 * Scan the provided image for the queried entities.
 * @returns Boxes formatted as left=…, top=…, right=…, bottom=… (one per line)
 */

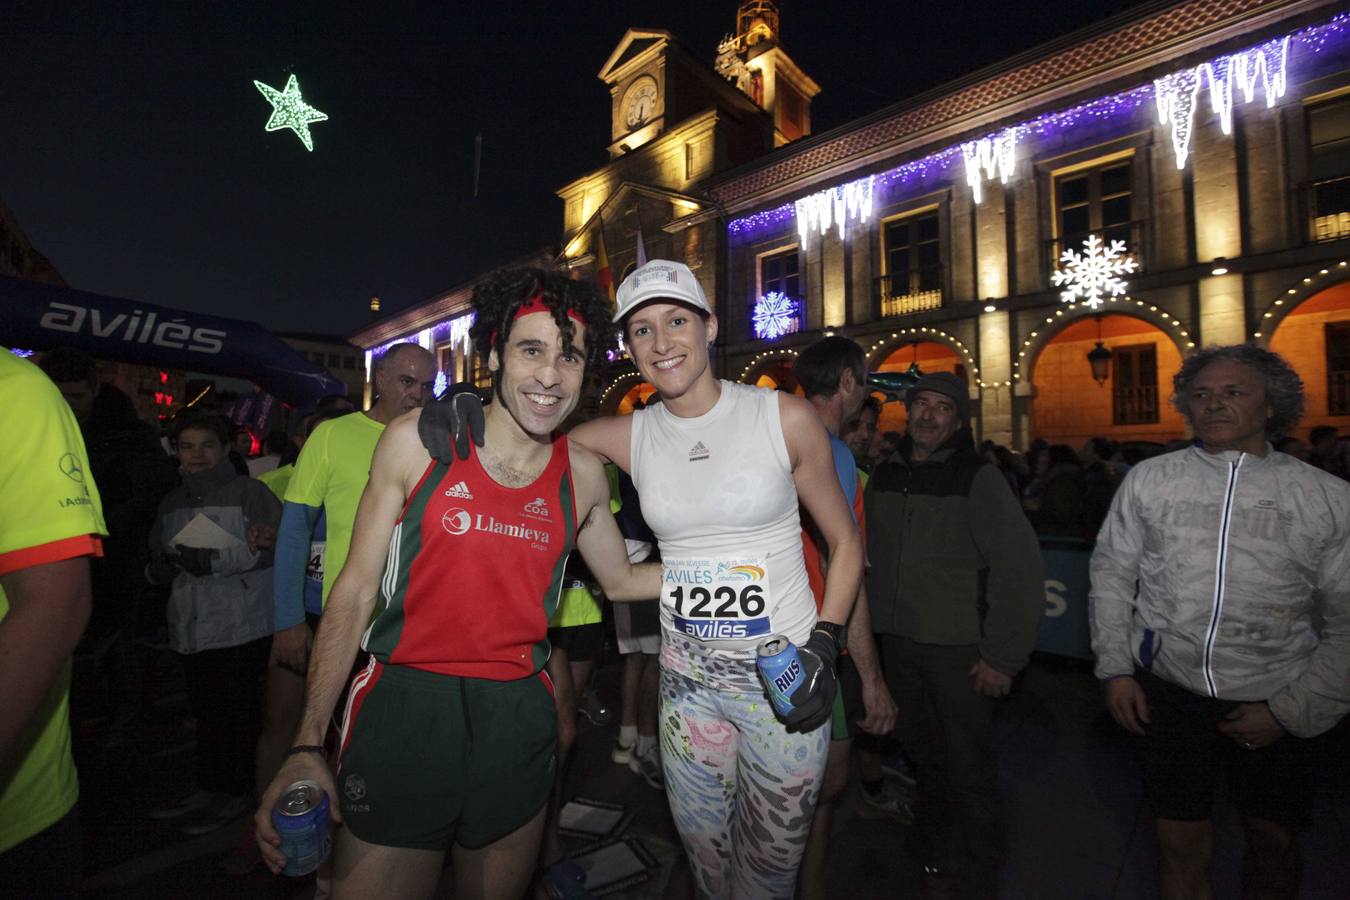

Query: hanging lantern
left=1086, top=316, right=1112, bottom=386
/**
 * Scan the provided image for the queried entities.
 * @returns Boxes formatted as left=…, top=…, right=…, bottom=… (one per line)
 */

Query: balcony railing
left=1331, top=370, right=1350, bottom=416
left=1307, top=176, right=1350, bottom=243
left=876, top=268, right=943, bottom=318
left=1113, top=385, right=1159, bottom=425
left=1047, top=221, right=1148, bottom=281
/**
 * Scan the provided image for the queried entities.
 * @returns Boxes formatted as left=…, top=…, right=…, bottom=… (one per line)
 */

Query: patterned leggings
left=660, top=664, right=829, bottom=899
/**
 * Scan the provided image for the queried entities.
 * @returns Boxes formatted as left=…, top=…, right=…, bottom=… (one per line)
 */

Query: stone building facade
left=704, top=0, right=1350, bottom=448
left=350, top=1, right=1350, bottom=449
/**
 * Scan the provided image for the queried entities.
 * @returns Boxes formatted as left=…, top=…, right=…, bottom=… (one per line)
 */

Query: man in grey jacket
left=866, top=371, right=1044, bottom=896
left=1090, top=344, right=1350, bottom=900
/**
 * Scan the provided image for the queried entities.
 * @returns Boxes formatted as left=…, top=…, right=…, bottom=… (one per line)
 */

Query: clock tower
left=715, top=1, right=820, bottom=146
left=598, top=29, right=677, bottom=158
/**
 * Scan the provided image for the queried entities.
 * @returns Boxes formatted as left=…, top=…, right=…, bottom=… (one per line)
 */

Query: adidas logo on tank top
left=443, top=480, right=474, bottom=500
left=688, top=441, right=710, bottom=462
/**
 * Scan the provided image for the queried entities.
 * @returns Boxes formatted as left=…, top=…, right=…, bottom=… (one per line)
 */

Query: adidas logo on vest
left=688, top=441, right=709, bottom=462
left=443, top=480, right=474, bottom=500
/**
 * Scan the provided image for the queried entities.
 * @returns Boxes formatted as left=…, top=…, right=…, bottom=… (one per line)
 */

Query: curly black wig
left=469, top=267, right=617, bottom=368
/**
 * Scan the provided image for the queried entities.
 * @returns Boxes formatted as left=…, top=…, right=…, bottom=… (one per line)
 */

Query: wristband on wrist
left=813, top=619, right=847, bottom=653
left=286, top=744, right=325, bottom=758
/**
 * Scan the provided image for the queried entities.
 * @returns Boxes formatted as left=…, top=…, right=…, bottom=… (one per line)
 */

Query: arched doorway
left=871, top=341, right=964, bottom=434
left=1029, top=313, right=1184, bottom=447
left=1268, top=279, right=1350, bottom=437
left=745, top=358, right=803, bottom=394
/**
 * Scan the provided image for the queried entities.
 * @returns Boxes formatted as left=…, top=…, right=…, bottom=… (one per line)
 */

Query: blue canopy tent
left=1, top=275, right=346, bottom=405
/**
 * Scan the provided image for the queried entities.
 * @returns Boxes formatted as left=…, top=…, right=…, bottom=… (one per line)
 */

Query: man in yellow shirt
left=253, top=344, right=433, bottom=831
left=0, top=347, right=107, bottom=897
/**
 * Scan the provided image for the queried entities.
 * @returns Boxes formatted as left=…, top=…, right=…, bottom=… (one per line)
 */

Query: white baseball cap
left=612, top=259, right=713, bottom=324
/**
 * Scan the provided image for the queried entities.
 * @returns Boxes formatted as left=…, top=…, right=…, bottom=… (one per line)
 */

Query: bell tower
left=714, top=1, right=820, bottom=146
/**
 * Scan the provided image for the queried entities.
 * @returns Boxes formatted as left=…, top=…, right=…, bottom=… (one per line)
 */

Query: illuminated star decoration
left=253, top=74, right=328, bottom=151
left=753, top=291, right=801, bottom=340
left=1051, top=234, right=1138, bottom=309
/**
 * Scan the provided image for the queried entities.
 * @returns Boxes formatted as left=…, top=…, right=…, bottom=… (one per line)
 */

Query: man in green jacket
left=865, top=371, right=1044, bottom=897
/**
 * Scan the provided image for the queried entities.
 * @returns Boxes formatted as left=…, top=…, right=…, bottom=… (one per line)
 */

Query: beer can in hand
left=757, top=635, right=804, bottom=718
left=272, top=780, right=332, bottom=877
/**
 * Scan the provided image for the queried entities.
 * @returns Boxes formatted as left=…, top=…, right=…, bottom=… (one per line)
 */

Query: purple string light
left=727, top=12, right=1350, bottom=243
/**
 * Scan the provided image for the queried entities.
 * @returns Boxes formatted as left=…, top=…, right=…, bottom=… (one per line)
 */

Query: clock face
left=623, top=77, right=659, bottom=130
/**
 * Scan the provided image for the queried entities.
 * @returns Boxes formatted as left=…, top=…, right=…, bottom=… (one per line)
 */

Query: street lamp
left=1086, top=315, right=1111, bottom=386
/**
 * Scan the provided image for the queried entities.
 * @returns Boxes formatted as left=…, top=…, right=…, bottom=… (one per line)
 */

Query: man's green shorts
left=337, top=661, right=557, bottom=850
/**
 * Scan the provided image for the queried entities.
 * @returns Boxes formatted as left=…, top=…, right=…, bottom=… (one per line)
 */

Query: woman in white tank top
left=571, top=260, right=863, bottom=899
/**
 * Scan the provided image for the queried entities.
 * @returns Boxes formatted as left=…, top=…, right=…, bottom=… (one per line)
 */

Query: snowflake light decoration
left=433, top=371, right=449, bottom=398
left=254, top=74, right=328, bottom=152
left=1051, top=234, right=1138, bottom=309
left=753, top=291, right=801, bottom=340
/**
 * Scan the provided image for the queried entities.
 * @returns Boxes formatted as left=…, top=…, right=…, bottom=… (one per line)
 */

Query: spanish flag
left=595, top=227, right=615, bottom=311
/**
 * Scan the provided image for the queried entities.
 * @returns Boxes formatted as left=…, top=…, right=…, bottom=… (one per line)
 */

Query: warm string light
left=726, top=15, right=1347, bottom=241
left=752, top=291, right=801, bottom=340
left=863, top=328, right=982, bottom=385
left=253, top=74, right=328, bottom=152
left=738, top=348, right=800, bottom=382
left=1051, top=235, right=1138, bottom=309
left=1250, top=259, right=1349, bottom=341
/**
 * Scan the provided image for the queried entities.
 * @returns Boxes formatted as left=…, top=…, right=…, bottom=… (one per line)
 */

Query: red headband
left=490, top=293, right=588, bottom=345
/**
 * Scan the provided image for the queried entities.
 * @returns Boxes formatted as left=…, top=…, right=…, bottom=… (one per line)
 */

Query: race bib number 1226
left=662, top=557, right=773, bottom=644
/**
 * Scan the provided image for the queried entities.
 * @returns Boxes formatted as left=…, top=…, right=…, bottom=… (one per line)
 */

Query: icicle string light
left=727, top=14, right=1348, bottom=240
left=961, top=129, right=1017, bottom=204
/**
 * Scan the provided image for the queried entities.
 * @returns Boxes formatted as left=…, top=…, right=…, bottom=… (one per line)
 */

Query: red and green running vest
left=362, top=435, right=577, bottom=680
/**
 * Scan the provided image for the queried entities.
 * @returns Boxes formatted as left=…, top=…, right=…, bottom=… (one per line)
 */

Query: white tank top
left=631, top=381, right=815, bottom=679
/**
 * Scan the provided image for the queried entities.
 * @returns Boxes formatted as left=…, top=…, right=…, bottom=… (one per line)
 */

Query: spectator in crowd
left=877, top=428, right=904, bottom=463
left=866, top=371, right=1044, bottom=897
left=38, top=348, right=177, bottom=739
left=1078, top=437, right=1119, bottom=537
left=146, top=412, right=282, bottom=835
left=843, top=395, right=882, bottom=472
left=1308, top=425, right=1345, bottom=479
left=247, top=430, right=290, bottom=477
left=0, top=348, right=107, bottom=898
left=982, top=443, right=1021, bottom=496
left=1021, top=445, right=1053, bottom=513
left=1030, top=444, right=1091, bottom=540
left=794, top=336, right=901, bottom=900
left=1274, top=436, right=1310, bottom=462
left=1090, top=344, right=1350, bottom=900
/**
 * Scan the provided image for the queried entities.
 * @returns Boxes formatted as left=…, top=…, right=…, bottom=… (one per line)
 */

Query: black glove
left=418, top=383, right=485, bottom=464
left=781, top=629, right=839, bottom=734
left=174, top=544, right=215, bottom=577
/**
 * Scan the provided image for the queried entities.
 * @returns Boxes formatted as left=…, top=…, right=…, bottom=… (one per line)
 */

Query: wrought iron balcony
left=1113, top=384, right=1159, bottom=425
left=876, top=267, right=943, bottom=318
left=1046, top=221, right=1148, bottom=282
left=1307, top=176, right=1350, bottom=243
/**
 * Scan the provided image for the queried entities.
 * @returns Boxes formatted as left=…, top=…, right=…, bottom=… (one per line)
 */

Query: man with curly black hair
left=1090, top=343, right=1350, bottom=899
left=255, top=268, right=657, bottom=900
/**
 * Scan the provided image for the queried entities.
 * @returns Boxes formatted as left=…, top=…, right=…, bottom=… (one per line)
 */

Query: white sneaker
left=628, top=748, right=663, bottom=790
left=611, top=738, right=634, bottom=765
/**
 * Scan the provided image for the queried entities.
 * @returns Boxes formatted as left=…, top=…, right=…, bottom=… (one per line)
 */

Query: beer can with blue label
left=757, top=635, right=804, bottom=718
left=272, top=779, right=332, bottom=877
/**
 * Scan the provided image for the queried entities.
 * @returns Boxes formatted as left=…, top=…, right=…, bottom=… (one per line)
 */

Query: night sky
left=2, top=1, right=1156, bottom=336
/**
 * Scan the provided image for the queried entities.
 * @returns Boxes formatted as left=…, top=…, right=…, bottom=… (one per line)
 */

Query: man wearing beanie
left=865, top=371, right=1043, bottom=898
